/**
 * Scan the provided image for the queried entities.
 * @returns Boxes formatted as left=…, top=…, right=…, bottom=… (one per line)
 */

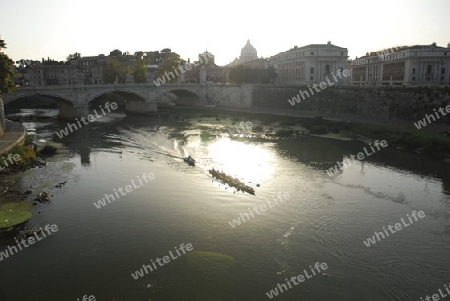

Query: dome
left=240, top=40, right=258, bottom=63
left=201, top=50, right=214, bottom=58
left=241, top=40, right=257, bottom=57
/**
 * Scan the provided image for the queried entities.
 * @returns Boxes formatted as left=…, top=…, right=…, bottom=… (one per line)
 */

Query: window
left=310, top=52, right=314, bottom=55
left=412, top=68, right=415, bottom=74
left=310, top=76, right=314, bottom=81
left=325, top=65, right=330, bottom=74
left=412, top=77, right=415, bottom=81
left=427, top=65, right=432, bottom=74
left=310, top=67, right=314, bottom=74
left=341, top=52, right=344, bottom=56
left=442, top=67, right=445, bottom=74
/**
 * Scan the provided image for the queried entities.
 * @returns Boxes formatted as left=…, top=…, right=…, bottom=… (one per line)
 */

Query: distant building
left=139, top=49, right=181, bottom=65
left=351, top=43, right=450, bottom=86
left=24, top=55, right=108, bottom=86
left=223, top=58, right=269, bottom=82
left=71, top=55, right=107, bottom=85
left=270, top=41, right=349, bottom=84
left=185, top=51, right=224, bottom=83
left=227, top=40, right=259, bottom=67
left=199, top=51, right=223, bottom=82
left=28, top=63, right=81, bottom=86
left=240, top=40, right=258, bottom=63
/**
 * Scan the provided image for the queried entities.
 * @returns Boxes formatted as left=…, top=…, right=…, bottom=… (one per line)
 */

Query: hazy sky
left=1, top=0, right=449, bottom=65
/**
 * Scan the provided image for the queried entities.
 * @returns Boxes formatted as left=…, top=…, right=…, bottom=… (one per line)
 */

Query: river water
left=1, top=108, right=450, bottom=301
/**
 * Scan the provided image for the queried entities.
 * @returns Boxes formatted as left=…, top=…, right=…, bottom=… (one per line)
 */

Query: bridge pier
left=58, top=102, right=89, bottom=119
left=125, top=99, right=157, bottom=114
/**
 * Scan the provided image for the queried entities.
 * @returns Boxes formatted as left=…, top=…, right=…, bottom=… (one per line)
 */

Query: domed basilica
left=239, top=39, right=258, bottom=63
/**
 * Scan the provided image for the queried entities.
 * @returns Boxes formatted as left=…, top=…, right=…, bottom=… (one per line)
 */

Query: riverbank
left=0, top=134, right=67, bottom=233
left=0, top=120, right=26, bottom=155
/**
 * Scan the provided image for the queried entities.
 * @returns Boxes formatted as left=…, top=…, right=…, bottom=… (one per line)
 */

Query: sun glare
left=207, top=138, right=275, bottom=184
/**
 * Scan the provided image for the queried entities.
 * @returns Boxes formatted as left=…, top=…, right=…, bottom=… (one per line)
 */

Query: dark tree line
left=0, top=35, right=15, bottom=95
left=229, top=65, right=277, bottom=84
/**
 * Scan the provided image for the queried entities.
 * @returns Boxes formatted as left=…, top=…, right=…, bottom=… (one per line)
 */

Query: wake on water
left=114, top=125, right=200, bottom=165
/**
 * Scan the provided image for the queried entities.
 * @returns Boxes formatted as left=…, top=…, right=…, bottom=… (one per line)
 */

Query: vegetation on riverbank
left=162, top=107, right=450, bottom=156
left=0, top=144, right=37, bottom=169
left=0, top=137, right=62, bottom=232
left=0, top=201, right=32, bottom=229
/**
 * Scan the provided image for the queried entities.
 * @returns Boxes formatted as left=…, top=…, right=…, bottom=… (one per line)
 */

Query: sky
left=0, top=0, right=449, bottom=66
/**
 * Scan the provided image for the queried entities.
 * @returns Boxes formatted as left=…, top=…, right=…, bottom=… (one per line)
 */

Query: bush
left=0, top=145, right=37, bottom=168
left=328, top=121, right=354, bottom=133
left=40, top=145, right=57, bottom=156
left=300, top=117, right=324, bottom=129
left=310, top=125, right=328, bottom=134
left=276, top=129, right=294, bottom=137
left=279, top=120, right=296, bottom=127
left=253, top=125, right=264, bottom=132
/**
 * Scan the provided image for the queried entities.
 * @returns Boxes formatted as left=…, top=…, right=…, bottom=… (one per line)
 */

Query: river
left=1, top=107, right=449, bottom=301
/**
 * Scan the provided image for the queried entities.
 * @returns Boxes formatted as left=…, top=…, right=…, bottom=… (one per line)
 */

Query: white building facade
left=351, top=43, right=450, bottom=86
left=270, top=41, right=349, bottom=85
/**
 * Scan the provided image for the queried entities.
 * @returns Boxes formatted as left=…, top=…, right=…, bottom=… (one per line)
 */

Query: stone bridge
left=3, top=83, right=253, bottom=118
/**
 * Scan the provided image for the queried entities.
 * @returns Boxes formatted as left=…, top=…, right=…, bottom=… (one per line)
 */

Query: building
left=223, top=40, right=266, bottom=82
left=25, top=55, right=108, bottom=86
left=240, top=40, right=258, bottom=63
left=351, top=43, right=450, bottom=86
left=137, top=49, right=181, bottom=65
left=227, top=40, right=259, bottom=67
left=185, top=51, right=223, bottom=83
left=71, top=55, right=107, bottom=85
left=198, top=51, right=223, bottom=82
left=270, top=41, right=349, bottom=84
left=28, top=63, right=81, bottom=86
left=223, top=58, right=269, bottom=82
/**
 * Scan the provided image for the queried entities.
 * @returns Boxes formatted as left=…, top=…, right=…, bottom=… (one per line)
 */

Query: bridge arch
left=86, top=88, right=148, bottom=104
left=155, top=87, right=200, bottom=98
left=3, top=91, right=75, bottom=106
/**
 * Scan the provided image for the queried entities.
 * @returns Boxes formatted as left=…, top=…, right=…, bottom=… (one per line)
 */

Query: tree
left=133, top=57, right=147, bottom=83
left=229, top=65, right=277, bottom=84
left=0, top=36, right=16, bottom=95
left=156, top=54, right=182, bottom=83
left=103, top=56, right=128, bottom=83
left=266, top=66, right=278, bottom=84
left=66, top=52, right=81, bottom=61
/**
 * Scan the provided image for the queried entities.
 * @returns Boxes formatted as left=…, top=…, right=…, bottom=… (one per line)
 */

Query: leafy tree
left=66, top=52, right=81, bottom=61
left=133, top=57, right=147, bottom=83
left=156, top=54, right=183, bottom=83
left=229, top=65, right=277, bottom=84
left=0, top=36, right=16, bottom=95
left=103, top=56, right=128, bottom=83
left=265, top=66, right=278, bottom=84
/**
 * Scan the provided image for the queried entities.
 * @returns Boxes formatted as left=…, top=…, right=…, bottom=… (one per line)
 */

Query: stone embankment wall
left=252, top=85, right=450, bottom=123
